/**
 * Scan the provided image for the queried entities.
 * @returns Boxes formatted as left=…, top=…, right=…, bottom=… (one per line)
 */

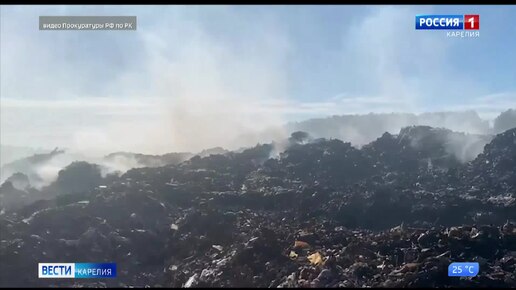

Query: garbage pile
left=0, top=126, right=515, bottom=288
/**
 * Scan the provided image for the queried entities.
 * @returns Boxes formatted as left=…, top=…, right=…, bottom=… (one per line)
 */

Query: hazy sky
left=1, top=5, right=515, bottom=153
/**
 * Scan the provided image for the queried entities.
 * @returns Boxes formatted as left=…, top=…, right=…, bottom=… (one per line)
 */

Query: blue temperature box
left=448, top=262, right=479, bottom=277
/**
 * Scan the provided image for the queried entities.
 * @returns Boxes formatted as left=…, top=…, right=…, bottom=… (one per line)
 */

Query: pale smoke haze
left=2, top=6, right=516, bottom=155
left=1, top=6, right=516, bottom=188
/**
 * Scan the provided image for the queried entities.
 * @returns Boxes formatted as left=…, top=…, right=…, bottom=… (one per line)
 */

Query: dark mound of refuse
left=472, top=128, right=516, bottom=174
left=286, top=111, right=492, bottom=146
left=1, top=126, right=515, bottom=288
left=493, top=109, right=516, bottom=134
left=468, top=128, right=516, bottom=191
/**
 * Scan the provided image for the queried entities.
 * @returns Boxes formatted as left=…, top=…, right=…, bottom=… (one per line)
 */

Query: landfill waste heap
left=0, top=126, right=515, bottom=288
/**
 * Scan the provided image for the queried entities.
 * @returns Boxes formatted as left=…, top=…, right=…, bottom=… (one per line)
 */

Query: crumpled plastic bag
left=289, top=251, right=299, bottom=260
left=294, top=240, right=310, bottom=249
left=307, top=252, right=324, bottom=266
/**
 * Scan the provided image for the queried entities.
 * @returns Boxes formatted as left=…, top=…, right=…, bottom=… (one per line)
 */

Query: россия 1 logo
left=415, top=14, right=480, bottom=38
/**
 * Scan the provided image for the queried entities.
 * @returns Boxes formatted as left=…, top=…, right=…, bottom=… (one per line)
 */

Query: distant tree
left=493, top=109, right=516, bottom=133
left=289, top=131, right=311, bottom=144
left=55, top=161, right=102, bottom=194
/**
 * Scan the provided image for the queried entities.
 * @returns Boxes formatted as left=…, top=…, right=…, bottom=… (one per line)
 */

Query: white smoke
left=1, top=6, right=514, bottom=167
left=0, top=149, right=155, bottom=189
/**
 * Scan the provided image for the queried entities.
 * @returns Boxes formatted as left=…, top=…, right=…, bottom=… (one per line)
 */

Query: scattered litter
left=307, top=252, right=324, bottom=266
left=184, top=274, right=198, bottom=288
left=294, top=241, right=310, bottom=249
left=2, top=126, right=516, bottom=288
left=289, top=251, right=299, bottom=260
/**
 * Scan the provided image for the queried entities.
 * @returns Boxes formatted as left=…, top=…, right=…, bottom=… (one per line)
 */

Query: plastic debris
left=1, top=126, right=516, bottom=288
left=184, top=273, right=198, bottom=288
left=307, top=252, right=324, bottom=266
left=294, top=240, right=310, bottom=249
left=289, top=251, right=299, bottom=260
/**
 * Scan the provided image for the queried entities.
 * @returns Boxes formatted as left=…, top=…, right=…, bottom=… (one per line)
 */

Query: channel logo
left=416, top=15, right=479, bottom=30
left=38, top=263, right=116, bottom=278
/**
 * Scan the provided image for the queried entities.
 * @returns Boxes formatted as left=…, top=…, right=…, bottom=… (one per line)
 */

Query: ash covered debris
left=0, top=126, right=516, bottom=287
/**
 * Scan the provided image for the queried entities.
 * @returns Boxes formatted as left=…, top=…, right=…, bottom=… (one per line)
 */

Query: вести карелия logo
left=38, top=263, right=116, bottom=279
left=415, top=14, right=480, bottom=38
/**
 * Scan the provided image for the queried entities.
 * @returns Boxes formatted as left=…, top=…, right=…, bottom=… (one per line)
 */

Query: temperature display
left=448, top=262, right=479, bottom=277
